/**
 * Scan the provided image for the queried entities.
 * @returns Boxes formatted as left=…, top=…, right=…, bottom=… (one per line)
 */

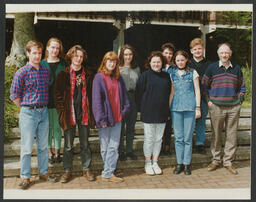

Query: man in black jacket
left=189, top=38, right=211, bottom=154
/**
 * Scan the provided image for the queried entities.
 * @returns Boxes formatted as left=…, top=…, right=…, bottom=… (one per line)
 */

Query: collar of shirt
left=193, top=57, right=205, bottom=63
left=26, top=62, right=43, bottom=70
left=219, top=60, right=233, bottom=69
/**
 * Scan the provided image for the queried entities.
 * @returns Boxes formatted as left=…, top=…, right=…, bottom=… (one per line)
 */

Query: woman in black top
left=135, top=51, right=171, bottom=175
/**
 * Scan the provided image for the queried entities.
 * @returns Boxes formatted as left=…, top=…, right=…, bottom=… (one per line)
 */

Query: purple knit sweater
left=92, top=73, right=130, bottom=128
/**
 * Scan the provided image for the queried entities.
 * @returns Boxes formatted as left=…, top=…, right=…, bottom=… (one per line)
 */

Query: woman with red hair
left=92, top=51, right=130, bottom=183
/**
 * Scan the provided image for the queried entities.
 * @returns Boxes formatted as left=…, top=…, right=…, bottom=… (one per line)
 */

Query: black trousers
left=162, top=119, right=172, bottom=150
left=63, top=124, right=91, bottom=172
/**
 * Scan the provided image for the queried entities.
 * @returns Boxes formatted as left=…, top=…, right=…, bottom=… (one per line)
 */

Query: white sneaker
left=152, top=163, right=162, bottom=175
left=145, top=163, right=155, bottom=175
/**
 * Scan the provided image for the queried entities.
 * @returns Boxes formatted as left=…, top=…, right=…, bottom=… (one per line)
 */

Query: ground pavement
left=3, top=160, right=251, bottom=199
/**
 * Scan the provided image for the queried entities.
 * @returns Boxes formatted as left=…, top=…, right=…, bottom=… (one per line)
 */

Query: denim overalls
left=170, top=67, right=196, bottom=165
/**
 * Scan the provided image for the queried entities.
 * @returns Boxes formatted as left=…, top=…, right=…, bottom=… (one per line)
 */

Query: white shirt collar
left=219, top=60, right=233, bottom=68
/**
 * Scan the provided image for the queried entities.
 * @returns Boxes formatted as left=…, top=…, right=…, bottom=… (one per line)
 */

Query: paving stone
left=3, top=160, right=249, bottom=190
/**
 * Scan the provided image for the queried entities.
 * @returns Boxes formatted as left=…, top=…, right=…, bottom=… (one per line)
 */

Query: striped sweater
left=201, top=61, right=246, bottom=106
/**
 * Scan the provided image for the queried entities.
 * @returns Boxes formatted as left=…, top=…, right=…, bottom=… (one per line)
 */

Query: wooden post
left=113, top=18, right=133, bottom=55
left=113, top=20, right=125, bottom=56
left=199, top=24, right=216, bottom=56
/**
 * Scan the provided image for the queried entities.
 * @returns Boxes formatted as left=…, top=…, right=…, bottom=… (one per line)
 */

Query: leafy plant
left=241, top=64, right=251, bottom=108
left=215, top=11, right=252, bottom=66
left=4, top=65, right=19, bottom=142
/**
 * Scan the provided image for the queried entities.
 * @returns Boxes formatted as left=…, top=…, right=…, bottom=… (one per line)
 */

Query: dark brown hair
left=172, top=50, right=191, bottom=72
left=119, top=44, right=138, bottom=69
left=98, top=51, right=120, bottom=79
left=144, top=51, right=166, bottom=70
left=161, top=42, right=175, bottom=52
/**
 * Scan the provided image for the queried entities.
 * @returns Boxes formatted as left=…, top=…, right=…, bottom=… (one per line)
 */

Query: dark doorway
left=125, top=24, right=202, bottom=70
left=35, top=20, right=117, bottom=70
left=6, top=18, right=218, bottom=70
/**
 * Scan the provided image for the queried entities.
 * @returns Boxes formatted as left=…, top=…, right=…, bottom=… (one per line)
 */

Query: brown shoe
left=60, top=172, right=72, bottom=183
left=19, top=178, right=30, bottom=190
left=102, top=175, right=124, bottom=183
left=207, top=163, right=218, bottom=171
left=39, top=173, right=57, bottom=182
left=83, top=170, right=95, bottom=181
left=225, top=165, right=238, bottom=175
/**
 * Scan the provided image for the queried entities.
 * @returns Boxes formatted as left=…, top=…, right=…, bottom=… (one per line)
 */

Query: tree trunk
left=5, top=13, right=35, bottom=68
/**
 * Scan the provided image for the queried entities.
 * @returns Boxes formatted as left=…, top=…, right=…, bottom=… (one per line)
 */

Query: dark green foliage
left=4, top=65, right=19, bottom=142
left=215, top=11, right=252, bottom=66
left=242, top=64, right=251, bottom=104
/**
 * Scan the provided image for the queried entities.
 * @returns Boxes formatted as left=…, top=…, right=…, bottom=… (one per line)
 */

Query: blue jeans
left=195, top=100, right=208, bottom=146
left=99, top=122, right=121, bottom=178
left=171, top=111, right=195, bottom=165
left=119, top=92, right=137, bottom=154
left=19, top=106, right=49, bottom=179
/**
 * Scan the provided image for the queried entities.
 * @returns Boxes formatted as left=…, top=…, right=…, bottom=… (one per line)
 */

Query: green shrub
left=242, top=64, right=251, bottom=107
left=4, top=65, right=19, bottom=142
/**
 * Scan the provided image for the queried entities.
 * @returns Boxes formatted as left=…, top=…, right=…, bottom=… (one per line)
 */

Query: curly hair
left=65, top=45, right=87, bottom=62
left=98, top=51, right=120, bottom=79
left=144, top=51, right=166, bottom=70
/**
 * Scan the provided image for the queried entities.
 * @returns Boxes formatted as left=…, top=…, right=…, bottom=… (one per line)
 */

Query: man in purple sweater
left=201, top=42, right=246, bottom=175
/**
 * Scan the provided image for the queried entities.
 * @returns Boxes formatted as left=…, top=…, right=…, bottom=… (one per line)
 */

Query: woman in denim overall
left=169, top=50, right=201, bottom=175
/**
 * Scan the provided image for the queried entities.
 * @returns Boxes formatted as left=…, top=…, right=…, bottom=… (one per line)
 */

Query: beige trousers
left=208, top=103, right=241, bottom=166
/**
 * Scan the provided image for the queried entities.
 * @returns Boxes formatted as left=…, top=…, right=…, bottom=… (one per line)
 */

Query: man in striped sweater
left=201, top=42, right=246, bottom=175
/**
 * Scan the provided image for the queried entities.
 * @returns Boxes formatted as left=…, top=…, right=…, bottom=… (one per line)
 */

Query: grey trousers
left=208, top=103, right=241, bottom=166
left=143, top=123, right=166, bottom=158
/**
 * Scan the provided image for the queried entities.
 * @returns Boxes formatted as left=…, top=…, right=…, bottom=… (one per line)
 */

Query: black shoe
left=126, top=152, right=138, bottom=160
left=49, top=156, right=54, bottom=164
left=196, top=145, right=206, bottom=154
left=173, top=164, right=184, bottom=174
left=55, top=155, right=62, bottom=163
left=119, top=152, right=127, bottom=161
left=184, top=165, right=191, bottom=175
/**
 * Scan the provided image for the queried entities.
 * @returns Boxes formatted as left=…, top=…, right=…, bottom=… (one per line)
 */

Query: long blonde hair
left=44, top=37, right=64, bottom=59
left=98, top=51, right=120, bottom=79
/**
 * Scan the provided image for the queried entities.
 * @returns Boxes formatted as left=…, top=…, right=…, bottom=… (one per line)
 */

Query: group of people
left=10, top=36, right=246, bottom=190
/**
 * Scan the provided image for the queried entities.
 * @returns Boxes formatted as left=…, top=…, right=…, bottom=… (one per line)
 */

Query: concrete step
left=4, top=130, right=251, bottom=157
left=3, top=145, right=250, bottom=177
left=8, top=116, right=251, bottom=139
